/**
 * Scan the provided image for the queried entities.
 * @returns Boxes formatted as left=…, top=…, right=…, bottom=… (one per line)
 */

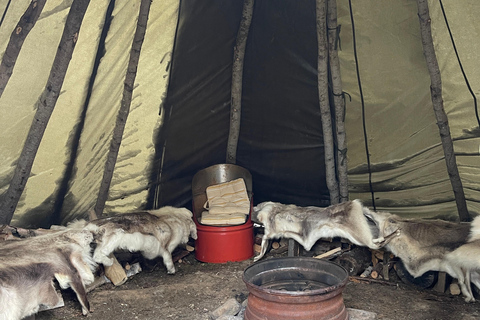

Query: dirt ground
left=35, top=245, right=480, bottom=320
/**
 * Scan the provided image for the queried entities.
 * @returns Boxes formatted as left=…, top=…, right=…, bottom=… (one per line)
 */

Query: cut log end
left=104, top=254, right=127, bottom=286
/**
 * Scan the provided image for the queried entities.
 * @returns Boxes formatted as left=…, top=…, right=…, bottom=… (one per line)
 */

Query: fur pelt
left=364, top=207, right=480, bottom=302
left=86, top=206, right=197, bottom=274
left=252, top=200, right=381, bottom=261
left=0, top=225, right=96, bottom=320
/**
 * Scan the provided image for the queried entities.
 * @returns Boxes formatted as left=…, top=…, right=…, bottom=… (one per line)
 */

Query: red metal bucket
left=194, top=212, right=254, bottom=263
left=192, top=164, right=254, bottom=263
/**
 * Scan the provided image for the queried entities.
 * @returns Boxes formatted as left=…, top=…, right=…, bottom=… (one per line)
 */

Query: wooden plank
left=288, top=239, right=300, bottom=257
left=433, top=271, right=447, bottom=293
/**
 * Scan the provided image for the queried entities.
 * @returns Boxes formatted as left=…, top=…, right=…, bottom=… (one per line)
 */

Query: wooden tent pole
left=327, top=0, right=348, bottom=203
left=416, top=0, right=470, bottom=222
left=0, top=0, right=91, bottom=225
left=226, top=0, right=254, bottom=164
left=316, top=0, right=339, bottom=205
left=94, top=0, right=152, bottom=217
left=0, top=0, right=46, bottom=99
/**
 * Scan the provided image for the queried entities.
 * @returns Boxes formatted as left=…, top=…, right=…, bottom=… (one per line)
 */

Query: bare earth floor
left=36, top=250, right=480, bottom=320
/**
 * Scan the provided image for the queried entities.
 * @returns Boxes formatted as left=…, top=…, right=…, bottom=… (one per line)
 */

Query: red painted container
left=192, top=164, right=254, bottom=263
left=193, top=207, right=254, bottom=263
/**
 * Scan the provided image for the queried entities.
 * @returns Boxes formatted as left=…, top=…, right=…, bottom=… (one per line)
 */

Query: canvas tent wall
left=0, top=0, right=478, bottom=228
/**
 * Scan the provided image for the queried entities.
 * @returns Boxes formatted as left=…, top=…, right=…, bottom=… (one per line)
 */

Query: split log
left=313, top=247, right=341, bottom=259
left=432, top=271, right=447, bottom=293
left=172, top=248, right=191, bottom=263
left=288, top=239, right=301, bottom=257
left=370, top=262, right=383, bottom=279
left=359, top=266, right=373, bottom=278
left=86, top=276, right=110, bottom=293
left=104, top=254, right=127, bottom=286
left=370, top=250, right=384, bottom=266
left=382, top=251, right=391, bottom=280
left=87, top=262, right=141, bottom=293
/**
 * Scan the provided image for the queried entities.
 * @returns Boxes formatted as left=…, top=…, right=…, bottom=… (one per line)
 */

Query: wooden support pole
left=0, top=0, right=91, bottom=225
left=226, top=0, right=254, bottom=164
left=327, top=0, right=349, bottom=203
left=416, top=0, right=470, bottom=222
left=0, top=0, right=47, bottom=99
left=94, top=0, right=152, bottom=217
left=316, top=0, right=339, bottom=204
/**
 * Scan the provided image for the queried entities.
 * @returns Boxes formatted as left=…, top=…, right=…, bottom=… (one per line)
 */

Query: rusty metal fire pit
left=243, top=257, right=349, bottom=320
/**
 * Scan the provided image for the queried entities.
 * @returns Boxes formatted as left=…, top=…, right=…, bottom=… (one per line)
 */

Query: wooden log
left=87, top=263, right=142, bottom=293
left=288, top=239, right=301, bottom=257
left=433, top=271, right=447, bottom=293
left=104, top=254, right=127, bottom=286
left=271, top=241, right=280, bottom=250
left=449, top=281, right=461, bottom=296
left=360, top=266, right=373, bottom=278
left=371, top=250, right=384, bottom=264
left=370, top=262, right=383, bottom=279
left=86, top=275, right=109, bottom=293
left=334, top=246, right=371, bottom=276
left=382, top=251, right=391, bottom=280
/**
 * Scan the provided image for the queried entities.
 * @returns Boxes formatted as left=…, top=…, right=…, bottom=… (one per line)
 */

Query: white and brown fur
left=252, top=200, right=381, bottom=262
left=86, top=206, right=197, bottom=274
left=0, top=224, right=96, bottom=320
left=444, top=215, right=480, bottom=302
left=363, top=207, right=480, bottom=302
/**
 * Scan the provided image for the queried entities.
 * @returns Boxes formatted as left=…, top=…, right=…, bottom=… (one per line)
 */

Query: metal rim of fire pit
left=243, top=257, right=349, bottom=320
left=243, top=256, right=349, bottom=297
